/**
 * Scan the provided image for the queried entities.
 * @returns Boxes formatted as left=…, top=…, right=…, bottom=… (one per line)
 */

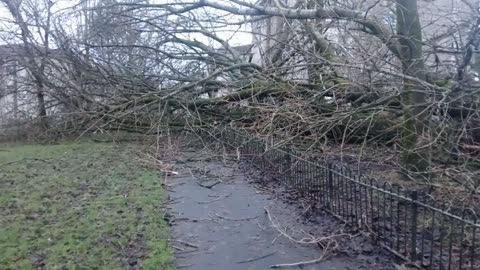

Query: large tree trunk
left=36, top=84, right=48, bottom=130
left=396, top=0, right=430, bottom=176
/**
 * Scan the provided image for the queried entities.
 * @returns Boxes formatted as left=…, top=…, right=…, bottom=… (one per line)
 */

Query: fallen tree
left=1, top=0, right=480, bottom=186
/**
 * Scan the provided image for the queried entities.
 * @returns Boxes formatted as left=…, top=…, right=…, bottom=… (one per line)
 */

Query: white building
left=0, top=45, right=37, bottom=125
left=0, top=44, right=63, bottom=127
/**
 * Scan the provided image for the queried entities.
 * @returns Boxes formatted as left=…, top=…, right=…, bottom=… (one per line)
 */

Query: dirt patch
left=165, top=146, right=403, bottom=269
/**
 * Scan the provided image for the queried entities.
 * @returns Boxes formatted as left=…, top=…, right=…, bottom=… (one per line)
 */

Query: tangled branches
left=0, top=0, right=479, bottom=190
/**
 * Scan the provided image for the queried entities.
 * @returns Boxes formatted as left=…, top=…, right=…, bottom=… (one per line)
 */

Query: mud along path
left=165, top=148, right=399, bottom=270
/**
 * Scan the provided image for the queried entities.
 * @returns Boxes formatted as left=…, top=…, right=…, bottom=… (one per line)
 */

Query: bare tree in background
left=1, top=0, right=54, bottom=130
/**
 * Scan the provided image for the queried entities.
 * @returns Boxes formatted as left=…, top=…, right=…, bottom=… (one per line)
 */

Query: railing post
left=285, top=146, right=292, bottom=186
left=328, top=163, right=333, bottom=211
left=410, top=190, right=418, bottom=262
left=261, top=141, right=266, bottom=169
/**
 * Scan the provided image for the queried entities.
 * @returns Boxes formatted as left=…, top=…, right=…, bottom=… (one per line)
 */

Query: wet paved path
left=166, top=149, right=397, bottom=270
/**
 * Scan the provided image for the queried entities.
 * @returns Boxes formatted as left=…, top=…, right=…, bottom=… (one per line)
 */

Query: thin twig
left=264, top=207, right=347, bottom=245
left=169, top=239, right=199, bottom=249
left=215, top=213, right=258, bottom=221
left=0, top=158, right=47, bottom=167
left=198, top=193, right=232, bottom=204
left=196, top=180, right=222, bottom=188
left=269, top=248, right=329, bottom=268
left=236, top=250, right=277, bottom=264
left=177, top=264, right=194, bottom=268
left=172, top=245, right=185, bottom=251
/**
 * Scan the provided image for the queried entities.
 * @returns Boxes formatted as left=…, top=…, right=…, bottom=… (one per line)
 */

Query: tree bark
left=396, top=0, right=430, bottom=175
left=36, top=84, right=48, bottom=130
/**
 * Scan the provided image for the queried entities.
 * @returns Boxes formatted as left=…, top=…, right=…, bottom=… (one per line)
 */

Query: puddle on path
left=166, top=149, right=399, bottom=270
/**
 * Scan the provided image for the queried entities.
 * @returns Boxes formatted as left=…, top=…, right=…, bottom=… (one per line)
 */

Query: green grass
left=0, top=143, right=174, bottom=270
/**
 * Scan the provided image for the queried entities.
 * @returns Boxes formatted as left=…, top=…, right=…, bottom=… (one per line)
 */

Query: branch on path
left=236, top=250, right=277, bottom=264
left=269, top=245, right=331, bottom=268
left=198, top=193, right=232, bottom=204
left=264, top=207, right=350, bottom=245
left=214, top=213, right=258, bottom=221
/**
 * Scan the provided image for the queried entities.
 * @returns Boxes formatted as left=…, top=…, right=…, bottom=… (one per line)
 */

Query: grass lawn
left=0, top=142, right=174, bottom=270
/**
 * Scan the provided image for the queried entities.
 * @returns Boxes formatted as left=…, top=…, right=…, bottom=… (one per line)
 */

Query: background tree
left=1, top=0, right=54, bottom=130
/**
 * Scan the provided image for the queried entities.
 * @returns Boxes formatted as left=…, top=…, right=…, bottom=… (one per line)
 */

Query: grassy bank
left=0, top=142, right=173, bottom=270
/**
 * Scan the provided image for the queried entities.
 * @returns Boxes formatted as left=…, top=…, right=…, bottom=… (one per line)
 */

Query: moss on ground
left=0, top=143, right=174, bottom=270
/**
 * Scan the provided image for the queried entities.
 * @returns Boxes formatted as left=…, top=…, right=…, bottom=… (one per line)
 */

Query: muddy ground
left=165, top=147, right=401, bottom=270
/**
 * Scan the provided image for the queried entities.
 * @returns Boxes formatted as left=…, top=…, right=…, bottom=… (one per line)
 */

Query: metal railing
left=192, top=127, right=480, bottom=270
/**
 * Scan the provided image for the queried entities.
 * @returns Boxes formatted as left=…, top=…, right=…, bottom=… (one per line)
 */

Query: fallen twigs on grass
left=0, top=158, right=47, bottom=167
left=137, top=152, right=179, bottom=175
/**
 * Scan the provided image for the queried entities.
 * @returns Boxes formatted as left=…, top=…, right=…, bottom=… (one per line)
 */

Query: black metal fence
left=192, top=127, right=480, bottom=270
